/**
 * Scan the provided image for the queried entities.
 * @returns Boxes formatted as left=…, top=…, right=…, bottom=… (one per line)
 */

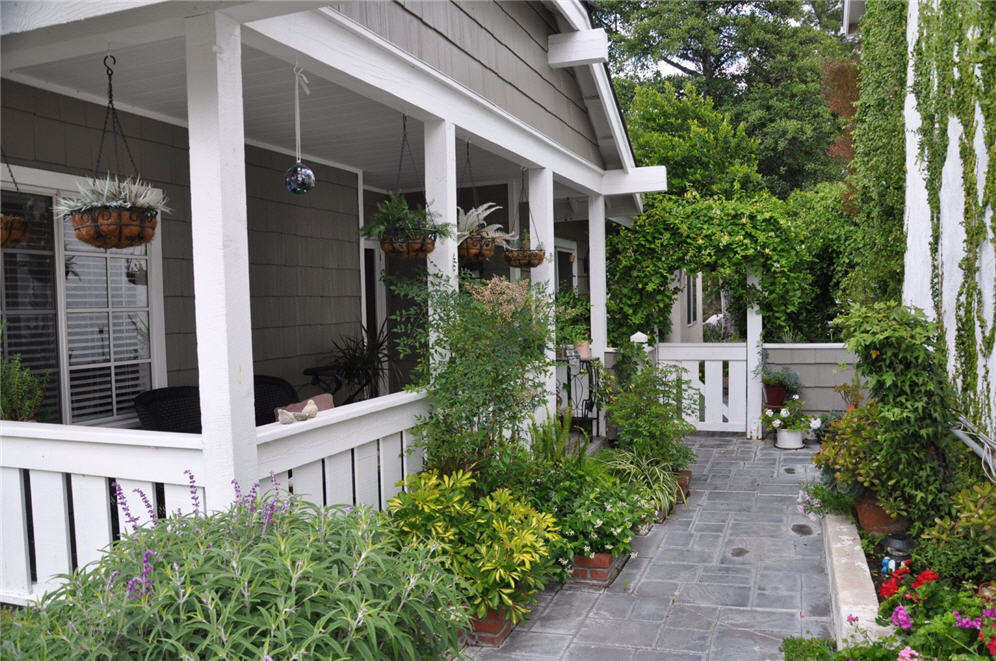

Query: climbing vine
left=846, top=0, right=908, bottom=306
left=912, top=0, right=996, bottom=433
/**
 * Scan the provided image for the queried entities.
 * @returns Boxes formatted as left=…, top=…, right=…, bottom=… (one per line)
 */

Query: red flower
left=985, top=633, right=996, bottom=656
left=912, top=570, right=938, bottom=589
left=880, top=576, right=902, bottom=599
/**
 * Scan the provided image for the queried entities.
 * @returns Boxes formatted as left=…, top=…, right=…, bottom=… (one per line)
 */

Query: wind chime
left=503, top=168, right=547, bottom=269
left=284, top=63, right=316, bottom=194
left=1, top=155, right=29, bottom=248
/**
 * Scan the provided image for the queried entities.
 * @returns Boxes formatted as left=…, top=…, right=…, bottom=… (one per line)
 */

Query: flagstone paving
left=466, top=434, right=831, bottom=661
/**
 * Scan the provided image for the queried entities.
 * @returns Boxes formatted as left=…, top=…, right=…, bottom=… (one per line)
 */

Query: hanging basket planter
left=71, top=206, right=159, bottom=249
left=1, top=214, right=29, bottom=248
left=458, top=233, right=495, bottom=263
left=379, top=232, right=437, bottom=259
left=503, top=249, right=545, bottom=268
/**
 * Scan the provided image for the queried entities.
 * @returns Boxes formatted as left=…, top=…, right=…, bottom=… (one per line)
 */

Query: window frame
left=1, top=163, right=168, bottom=426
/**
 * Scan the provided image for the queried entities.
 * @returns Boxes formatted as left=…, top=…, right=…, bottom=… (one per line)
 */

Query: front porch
left=1, top=3, right=666, bottom=604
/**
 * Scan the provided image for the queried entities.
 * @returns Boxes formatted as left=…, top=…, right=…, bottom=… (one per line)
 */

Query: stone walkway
left=467, top=434, right=831, bottom=661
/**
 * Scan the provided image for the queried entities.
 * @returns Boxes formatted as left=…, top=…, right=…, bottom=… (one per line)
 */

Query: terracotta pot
left=574, top=340, right=591, bottom=360
left=467, top=608, right=513, bottom=647
left=380, top=234, right=436, bottom=258
left=458, top=234, right=495, bottom=263
left=677, top=469, right=692, bottom=496
left=978, top=582, right=995, bottom=604
left=503, top=249, right=545, bottom=268
left=764, top=383, right=787, bottom=407
left=72, top=206, right=158, bottom=249
left=1, top=214, right=29, bottom=248
left=775, top=429, right=804, bottom=449
left=855, top=491, right=910, bottom=534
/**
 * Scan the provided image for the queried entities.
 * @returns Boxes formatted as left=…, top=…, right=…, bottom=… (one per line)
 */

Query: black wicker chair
left=134, top=376, right=298, bottom=433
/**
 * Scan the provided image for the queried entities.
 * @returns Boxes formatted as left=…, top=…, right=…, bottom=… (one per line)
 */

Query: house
left=0, top=0, right=672, bottom=603
left=845, top=0, right=995, bottom=438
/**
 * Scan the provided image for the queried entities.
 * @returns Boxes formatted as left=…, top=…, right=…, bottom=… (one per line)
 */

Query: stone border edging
left=822, top=514, right=891, bottom=646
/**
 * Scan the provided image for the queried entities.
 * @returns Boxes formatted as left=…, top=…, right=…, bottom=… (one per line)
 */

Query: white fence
left=0, top=390, right=426, bottom=605
left=657, top=343, right=748, bottom=433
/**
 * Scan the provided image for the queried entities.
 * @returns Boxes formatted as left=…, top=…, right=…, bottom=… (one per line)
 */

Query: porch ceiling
left=7, top=37, right=592, bottom=201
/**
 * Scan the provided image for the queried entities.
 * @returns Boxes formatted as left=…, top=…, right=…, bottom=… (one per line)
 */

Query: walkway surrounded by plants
left=468, top=434, right=831, bottom=661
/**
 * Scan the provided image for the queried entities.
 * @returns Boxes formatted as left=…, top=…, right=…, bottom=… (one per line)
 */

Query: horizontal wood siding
left=330, top=1, right=603, bottom=167
left=1, top=81, right=362, bottom=397
left=763, top=344, right=859, bottom=415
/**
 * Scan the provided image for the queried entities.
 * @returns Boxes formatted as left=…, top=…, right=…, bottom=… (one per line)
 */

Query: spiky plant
left=457, top=202, right=516, bottom=248
left=53, top=175, right=170, bottom=217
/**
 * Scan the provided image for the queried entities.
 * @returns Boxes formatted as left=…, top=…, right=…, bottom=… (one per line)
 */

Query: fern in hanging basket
left=457, top=203, right=515, bottom=264
left=54, top=175, right=170, bottom=250
left=362, top=192, right=452, bottom=259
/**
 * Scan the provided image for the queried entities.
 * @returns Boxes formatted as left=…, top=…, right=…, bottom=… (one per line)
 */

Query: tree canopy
left=596, top=0, right=851, bottom=196
left=623, top=82, right=763, bottom=198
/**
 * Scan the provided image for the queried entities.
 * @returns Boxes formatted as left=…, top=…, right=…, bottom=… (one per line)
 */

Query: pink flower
left=896, top=646, right=919, bottom=661
left=846, top=613, right=859, bottom=625
left=892, top=605, right=913, bottom=630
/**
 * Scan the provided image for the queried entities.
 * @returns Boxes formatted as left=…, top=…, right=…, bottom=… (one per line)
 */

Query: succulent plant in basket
left=457, top=202, right=516, bottom=263
left=54, top=175, right=170, bottom=250
left=362, top=192, right=452, bottom=258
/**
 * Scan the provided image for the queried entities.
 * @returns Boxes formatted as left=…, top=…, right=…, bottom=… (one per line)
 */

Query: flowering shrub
left=0, top=478, right=469, bottom=659
left=761, top=394, right=821, bottom=432
left=387, top=470, right=560, bottom=624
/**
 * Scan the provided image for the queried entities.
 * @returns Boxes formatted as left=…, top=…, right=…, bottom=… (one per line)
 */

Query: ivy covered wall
left=903, top=0, right=995, bottom=436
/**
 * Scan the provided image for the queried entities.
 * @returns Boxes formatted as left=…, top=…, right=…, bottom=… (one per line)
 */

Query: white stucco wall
left=903, top=0, right=996, bottom=435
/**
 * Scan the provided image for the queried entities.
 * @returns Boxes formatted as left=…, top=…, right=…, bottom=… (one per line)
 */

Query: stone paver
left=467, top=434, right=829, bottom=661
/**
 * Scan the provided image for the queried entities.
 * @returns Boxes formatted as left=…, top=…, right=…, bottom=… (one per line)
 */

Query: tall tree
left=596, top=0, right=852, bottom=196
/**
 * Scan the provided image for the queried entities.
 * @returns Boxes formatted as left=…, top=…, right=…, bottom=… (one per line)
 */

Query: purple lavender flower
left=892, top=605, right=913, bottom=630
left=126, top=576, right=144, bottom=599
left=953, top=610, right=982, bottom=629
left=846, top=613, right=859, bottom=625
left=113, top=481, right=140, bottom=532
left=184, top=469, right=201, bottom=513
left=232, top=479, right=242, bottom=501
left=133, top=488, right=156, bottom=525
left=269, top=471, right=281, bottom=494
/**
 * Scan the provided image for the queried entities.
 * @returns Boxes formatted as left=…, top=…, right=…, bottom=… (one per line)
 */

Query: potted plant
left=1, top=213, right=29, bottom=248
left=555, top=290, right=591, bottom=358
left=456, top=202, right=515, bottom=263
left=54, top=175, right=169, bottom=250
left=760, top=394, right=820, bottom=449
left=761, top=365, right=801, bottom=408
left=362, top=192, right=452, bottom=258
left=1, top=329, right=47, bottom=421
left=503, top=229, right=547, bottom=268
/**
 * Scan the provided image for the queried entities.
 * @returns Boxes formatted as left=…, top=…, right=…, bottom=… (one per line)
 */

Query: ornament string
left=293, top=63, right=310, bottom=164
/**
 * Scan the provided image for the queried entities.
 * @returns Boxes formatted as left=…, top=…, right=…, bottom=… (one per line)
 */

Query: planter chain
left=459, top=142, right=480, bottom=208
left=394, top=115, right=421, bottom=191
left=93, top=55, right=140, bottom=180
left=1, top=148, right=21, bottom=192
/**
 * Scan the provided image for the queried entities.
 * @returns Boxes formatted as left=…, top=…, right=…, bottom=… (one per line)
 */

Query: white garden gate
left=656, top=342, right=750, bottom=433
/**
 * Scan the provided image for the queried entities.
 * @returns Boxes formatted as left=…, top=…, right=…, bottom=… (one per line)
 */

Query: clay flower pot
left=677, top=469, right=692, bottom=496
left=764, top=383, right=787, bottom=408
left=1, top=214, right=29, bottom=248
left=855, top=491, right=910, bottom=534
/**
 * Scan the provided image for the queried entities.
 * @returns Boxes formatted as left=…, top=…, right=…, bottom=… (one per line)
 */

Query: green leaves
left=0, top=498, right=469, bottom=660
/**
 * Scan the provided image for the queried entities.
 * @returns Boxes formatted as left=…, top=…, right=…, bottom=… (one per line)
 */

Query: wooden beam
left=601, top=166, right=668, bottom=195
left=530, top=167, right=557, bottom=414
left=548, top=29, right=608, bottom=69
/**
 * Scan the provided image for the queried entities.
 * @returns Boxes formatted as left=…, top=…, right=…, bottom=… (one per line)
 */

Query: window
left=686, top=272, right=698, bottom=324
left=1, top=165, right=166, bottom=425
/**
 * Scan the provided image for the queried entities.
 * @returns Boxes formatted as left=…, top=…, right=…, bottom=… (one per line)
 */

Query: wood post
left=529, top=167, right=557, bottom=414
left=185, top=11, right=257, bottom=509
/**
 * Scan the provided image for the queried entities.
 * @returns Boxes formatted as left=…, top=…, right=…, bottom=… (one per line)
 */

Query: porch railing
left=0, top=390, right=427, bottom=605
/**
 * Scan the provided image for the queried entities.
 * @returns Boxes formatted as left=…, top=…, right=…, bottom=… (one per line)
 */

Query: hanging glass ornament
left=285, top=63, right=315, bottom=194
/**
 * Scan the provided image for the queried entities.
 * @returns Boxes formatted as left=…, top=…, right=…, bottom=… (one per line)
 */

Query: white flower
left=772, top=419, right=782, bottom=428
left=779, top=408, right=790, bottom=417
left=765, top=409, right=774, bottom=417
left=792, top=394, right=800, bottom=400
left=809, top=417, right=822, bottom=430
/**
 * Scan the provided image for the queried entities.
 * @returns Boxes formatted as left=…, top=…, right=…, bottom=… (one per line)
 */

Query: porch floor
left=467, top=434, right=831, bottom=661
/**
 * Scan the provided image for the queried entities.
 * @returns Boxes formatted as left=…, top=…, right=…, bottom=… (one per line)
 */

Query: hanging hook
left=103, top=54, right=116, bottom=77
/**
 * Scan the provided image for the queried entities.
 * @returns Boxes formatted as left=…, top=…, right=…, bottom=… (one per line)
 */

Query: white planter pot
left=775, top=429, right=804, bottom=449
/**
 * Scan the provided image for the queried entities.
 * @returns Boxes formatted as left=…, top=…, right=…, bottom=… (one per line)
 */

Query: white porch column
left=424, top=119, right=458, bottom=291
left=529, top=167, right=557, bottom=413
left=746, top=275, right=763, bottom=440
left=185, top=12, right=257, bottom=509
left=587, top=195, right=607, bottom=360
